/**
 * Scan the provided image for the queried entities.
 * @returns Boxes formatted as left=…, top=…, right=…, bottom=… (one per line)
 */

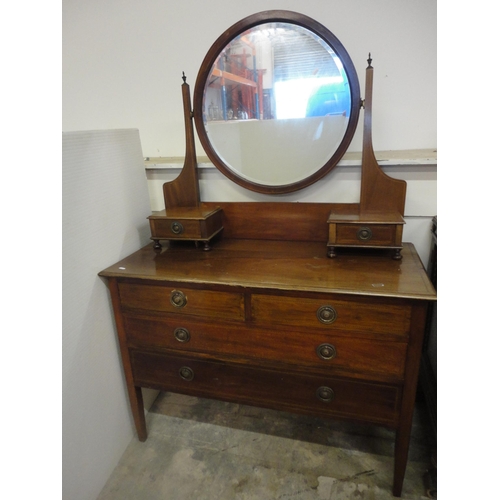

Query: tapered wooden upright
left=327, top=56, right=407, bottom=260
left=163, top=73, right=200, bottom=209
left=360, top=56, right=406, bottom=215
left=149, top=74, right=224, bottom=251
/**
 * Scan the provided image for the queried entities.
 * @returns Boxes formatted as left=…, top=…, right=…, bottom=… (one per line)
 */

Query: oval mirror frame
left=193, top=10, right=361, bottom=194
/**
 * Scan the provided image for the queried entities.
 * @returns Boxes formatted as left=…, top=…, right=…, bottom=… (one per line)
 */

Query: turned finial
left=182, top=71, right=187, bottom=83
left=367, top=53, right=372, bottom=68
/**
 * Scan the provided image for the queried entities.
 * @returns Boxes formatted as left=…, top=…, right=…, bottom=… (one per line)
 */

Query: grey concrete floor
left=97, top=392, right=436, bottom=500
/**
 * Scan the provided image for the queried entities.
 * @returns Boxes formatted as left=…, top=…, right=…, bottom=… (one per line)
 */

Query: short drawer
left=334, top=224, right=398, bottom=246
left=252, top=294, right=411, bottom=338
left=124, top=314, right=407, bottom=379
left=148, top=208, right=223, bottom=241
left=118, top=283, right=245, bottom=321
left=150, top=218, right=204, bottom=239
left=130, top=350, right=401, bottom=426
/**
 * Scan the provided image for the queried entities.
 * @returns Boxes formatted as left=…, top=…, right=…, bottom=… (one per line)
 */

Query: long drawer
left=124, top=314, right=407, bottom=379
left=118, top=283, right=245, bottom=322
left=130, top=349, right=401, bottom=426
left=252, top=293, right=411, bottom=338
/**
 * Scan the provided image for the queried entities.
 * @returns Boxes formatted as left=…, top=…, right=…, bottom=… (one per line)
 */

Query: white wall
left=62, top=0, right=436, bottom=157
left=62, top=129, right=158, bottom=500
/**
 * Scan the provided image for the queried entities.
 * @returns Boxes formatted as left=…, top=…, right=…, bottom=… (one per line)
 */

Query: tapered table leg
left=107, top=278, right=148, bottom=441
left=392, top=302, right=428, bottom=496
left=393, top=426, right=411, bottom=496
left=129, top=386, right=147, bottom=442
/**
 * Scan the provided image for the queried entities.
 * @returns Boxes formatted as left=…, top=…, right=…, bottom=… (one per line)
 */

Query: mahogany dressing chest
left=99, top=11, right=436, bottom=497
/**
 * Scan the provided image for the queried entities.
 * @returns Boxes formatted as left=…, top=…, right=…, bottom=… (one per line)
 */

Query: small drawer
left=130, top=350, right=401, bottom=426
left=124, top=314, right=407, bottom=379
left=148, top=208, right=223, bottom=241
left=252, top=294, right=411, bottom=338
left=333, top=224, right=398, bottom=246
left=150, top=218, right=202, bottom=239
left=118, top=283, right=245, bottom=321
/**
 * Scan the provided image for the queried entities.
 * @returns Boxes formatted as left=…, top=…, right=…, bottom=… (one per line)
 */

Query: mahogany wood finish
left=327, top=209, right=405, bottom=258
left=130, top=350, right=401, bottom=426
left=206, top=201, right=358, bottom=242
left=123, top=314, right=408, bottom=381
left=150, top=76, right=223, bottom=251
left=100, top=235, right=436, bottom=497
left=101, top=12, right=435, bottom=498
left=327, top=59, right=407, bottom=259
left=162, top=75, right=200, bottom=209
left=148, top=206, right=223, bottom=251
left=360, top=59, right=407, bottom=215
left=107, top=279, right=147, bottom=442
left=118, top=282, right=245, bottom=321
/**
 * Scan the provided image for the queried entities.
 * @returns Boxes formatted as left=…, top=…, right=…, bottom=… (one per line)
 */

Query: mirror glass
left=194, top=13, right=360, bottom=193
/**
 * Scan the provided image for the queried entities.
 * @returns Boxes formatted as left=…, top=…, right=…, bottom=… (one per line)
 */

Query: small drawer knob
left=179, top=366, right=194, bottom=381
left=316, top=386, right=335, bottom=403
left=171, top=221, right=184, bottom=235
left=357, top=226, right=373, bottom=241
left=174, top=327, right=190, bottom=343
left=170, top=290, right=187, bottom=308
left=316, top=343, right=337, bottom=360
left=317, top=305, right=337, bottom=324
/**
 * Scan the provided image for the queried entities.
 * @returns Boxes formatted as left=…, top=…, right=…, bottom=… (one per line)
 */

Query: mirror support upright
left=359, top=56, right=407, bottom=216
left=162, top=72, right=200, bottom=209
left=147, top=74, right=224, bottom=252
left=327, top=56, right=407, bottom=260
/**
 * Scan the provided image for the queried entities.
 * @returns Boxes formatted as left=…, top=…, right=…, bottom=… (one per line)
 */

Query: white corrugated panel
left=62, top=129, right=157, bottom=500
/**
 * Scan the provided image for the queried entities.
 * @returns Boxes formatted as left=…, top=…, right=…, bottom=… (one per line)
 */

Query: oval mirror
left=193, top=11, right=361, bottom=194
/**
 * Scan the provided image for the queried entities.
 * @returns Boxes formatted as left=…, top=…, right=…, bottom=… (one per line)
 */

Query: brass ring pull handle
left=316, top=343, right=337, bottom=360
left=357, top=227, right=373, bottom=241
left=174, top=327, right=190, bottom=343
left=171, top=221, right=184, bottom=235
left=316, top=386, right=335, bottom=403
left=179, top=366, right=194, bottom=381
left=316, top=305, right=337, bottom=324
left=170, top=290, right=187, bottom=308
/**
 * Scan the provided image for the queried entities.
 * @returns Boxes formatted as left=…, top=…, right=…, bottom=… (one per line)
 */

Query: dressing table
left=99, top=11, right=436, bottom=497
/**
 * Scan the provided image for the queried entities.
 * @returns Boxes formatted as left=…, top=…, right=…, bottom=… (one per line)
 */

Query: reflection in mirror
left=202, top=22, right=353, bottom=187
left=194, top=11, right=361, bottom=193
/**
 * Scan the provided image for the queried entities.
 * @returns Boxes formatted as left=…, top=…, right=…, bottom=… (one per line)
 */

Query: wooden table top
left=99, top=239, right=436, bottom=301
